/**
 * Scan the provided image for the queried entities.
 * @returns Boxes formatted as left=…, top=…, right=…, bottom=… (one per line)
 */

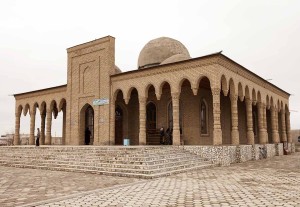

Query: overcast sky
left=1, top=0, right=300, bottom=136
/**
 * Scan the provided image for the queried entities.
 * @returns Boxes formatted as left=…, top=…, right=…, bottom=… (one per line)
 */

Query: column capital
left=211, top=88, right=220, bottom=95
left=230, top=94, right=238, bottom=101
left=124, top=98, right=129, bottom=105
left=171, top=92, right=180, bottom=100
left=139, top=96, right=147, bottom=104
left=155, top=92, right=161, bottom=101
left=245, top=97, right=252, bottom=103
left=192, top=88, right=198, bottom=96
left=223, top=89, right=229, bottom=96
left=30, top=109, right=36, bottom=116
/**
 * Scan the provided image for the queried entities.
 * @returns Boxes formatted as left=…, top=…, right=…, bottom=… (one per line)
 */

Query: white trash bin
left=123, top=138, right=130, bottom=146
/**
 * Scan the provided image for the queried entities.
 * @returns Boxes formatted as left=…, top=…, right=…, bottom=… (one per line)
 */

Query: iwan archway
left=80, top=104, right=94, bottom=145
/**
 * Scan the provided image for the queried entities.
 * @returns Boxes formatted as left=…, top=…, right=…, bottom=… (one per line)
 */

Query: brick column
left=270, top=107, right=279, bottom=143
left=139, top=96, right=147, bottom=145
left=171, top=92, right=180, bottom=145
left=211, top=88, right=222, bottom=145
left=245, top=98, right=254, bottom=145
left=275, top=109, right=279, bottom=134
left=14, top=113, right=21, bottom=145
left=109, top=99, right=116, bottom=145
left=29, top=110, right=36, bottom=145
left=62, top=106, right=66, bottom=145
left=40, top=113, right=46, bottom=145
left=230, top=94, right=239, bottom=145
left=281, top=109, right=287, bottom=142
left=257, top=102, right=265, bottom=144
left=286, top=111, right=291, bottom=143
left=263, top=104, right=268, bottom=143
left=45, top=109, right=52, bottom=145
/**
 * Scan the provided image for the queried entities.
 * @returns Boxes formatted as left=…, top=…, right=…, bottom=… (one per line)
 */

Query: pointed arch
left=50, top=100, right=58, bottom=119
left=196, top=75, right=213, bottom=91
left=257, top=91, right=262, bottom=103
left=80, top=103, right=94, bottom=145
left=58, top=98, right=67, bottom=112
left=285, top=104, right=289, bottom=112
left=179, top=77, right=193, bottom=93
left=252, top=88, right=257, bottom=104
left=145, top=83, right=156, bottom=99
left=266, top=95, right=270, bottom=109
left=221, top=75, right=228, bottom=96
left=245, top=86, right=250, bottom=100
left=270, top=97, right=274, bottom=108
left=126, top=86, right=139, bottom=103
left=23, top=104, right=30, bottom=116
left=158, top=81, right=172, bottom=97
left=229, top=78, right=236, bottom=96
left=238, top=82, right=244, bottom=101
left=277, top=99, right=281, bottom=111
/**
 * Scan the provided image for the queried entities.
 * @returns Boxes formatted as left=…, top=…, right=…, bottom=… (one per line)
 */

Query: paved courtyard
left=0, top=153, right=299, bottom=207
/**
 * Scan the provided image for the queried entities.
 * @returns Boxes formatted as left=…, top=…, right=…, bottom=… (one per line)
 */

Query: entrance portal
left=85, top=106, right=94, bottom=145
left=146, top=102, right=156, bottom=130
left=115, top=106, right=123, bottom=145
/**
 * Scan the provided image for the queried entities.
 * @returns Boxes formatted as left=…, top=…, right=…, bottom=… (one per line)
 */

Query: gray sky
left=1, top=0, right=300, bottom=136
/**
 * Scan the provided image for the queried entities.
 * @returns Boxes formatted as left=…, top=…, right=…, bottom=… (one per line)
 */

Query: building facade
left=14, top=36, right=292, bottom=146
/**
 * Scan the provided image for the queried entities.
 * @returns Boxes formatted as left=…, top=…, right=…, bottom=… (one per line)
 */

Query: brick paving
left=0, top=153, right=299, bottom=207
left=0, top=167, right=139, bottom=207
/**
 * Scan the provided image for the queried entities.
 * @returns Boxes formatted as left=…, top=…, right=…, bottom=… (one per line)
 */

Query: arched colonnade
left=14, top=98, right=67, bottom=145
left=110, top=71, right=291, bottom=146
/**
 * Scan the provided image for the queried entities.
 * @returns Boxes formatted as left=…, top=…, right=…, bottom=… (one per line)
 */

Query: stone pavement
left=0, top=153, right=299, bottom=207
left=0, top=167, right=139, bottom=207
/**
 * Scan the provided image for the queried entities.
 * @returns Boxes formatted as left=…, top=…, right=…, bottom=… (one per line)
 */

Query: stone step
left=0, top=146, right=215, bottom=179
left=0, top=159, right=212, bottom=175
left=4, top=151, right=195, bottom=161
left=0, top=161, right=215, bottom=179
left=0, top=147, right=185, bottom=155
left=0, top=146, right=177, bottom=150
left=0, top=155, right=207, bottom=170
left=3, top=153, right=203, bottom=165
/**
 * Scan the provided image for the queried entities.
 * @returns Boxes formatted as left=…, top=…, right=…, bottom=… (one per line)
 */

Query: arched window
left=200, top=99, right=208, bottom=135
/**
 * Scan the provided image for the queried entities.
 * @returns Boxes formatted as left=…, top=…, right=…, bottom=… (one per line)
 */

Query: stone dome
left=138, top=37, right=190, bottom=69
left=160, top=53, right=190, bottom=65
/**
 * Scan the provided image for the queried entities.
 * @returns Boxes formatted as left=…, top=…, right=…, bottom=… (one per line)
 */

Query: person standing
left=36, top=128, right=40, bottom=147
left=159, top=127, right=165, bottom=144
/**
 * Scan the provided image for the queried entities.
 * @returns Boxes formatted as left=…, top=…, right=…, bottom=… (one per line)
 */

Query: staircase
left=146, top=129, right=161, bottom=145
left=0, top=146, right=215, bottom=179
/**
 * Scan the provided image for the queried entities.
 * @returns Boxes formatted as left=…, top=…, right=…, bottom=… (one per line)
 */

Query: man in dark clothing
left=85, top=127, right=91, bottom=145
left=159, top=127, right=165, bottom=144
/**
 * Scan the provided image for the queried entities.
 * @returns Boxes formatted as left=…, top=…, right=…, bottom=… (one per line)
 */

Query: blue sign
left=93, top=98, right=109, bottom=106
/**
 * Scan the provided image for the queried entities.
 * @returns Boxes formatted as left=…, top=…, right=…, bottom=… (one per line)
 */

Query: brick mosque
left=13, top=36, right=292, bottom=147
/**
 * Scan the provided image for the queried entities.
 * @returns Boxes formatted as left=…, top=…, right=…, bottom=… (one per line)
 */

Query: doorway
left=146, top=102, right=156, bottom=130
left=84, top=105, right=94, bottom=145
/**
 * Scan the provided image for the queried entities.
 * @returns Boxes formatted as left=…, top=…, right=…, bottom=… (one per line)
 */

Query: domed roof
left=138, top=37, right=190, bottom=69
left=160, top=53, right=190, bottom=65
